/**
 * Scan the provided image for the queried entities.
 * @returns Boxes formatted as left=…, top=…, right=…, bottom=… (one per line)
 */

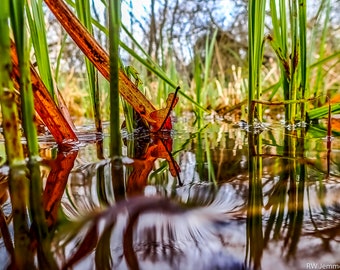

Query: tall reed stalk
left=0, top=0, right=36, bottom=269
left=75, top=0, right=102, bottom=132
left=298, top=0, right=307, bottom=118
left=26, top=0, right=55, bottom=97
left=10, top=1, right=40, bottom=159
left=197, top=29, right=218, bottom=122
left=0, top=1, right=36, bottom=268
left=248, top=0, right=266, bottom=123
left=14, top=5, right=52, bottom=267
left=268, top=0, right=307, bottom=124
left=108, top=0, right=121, bottom=158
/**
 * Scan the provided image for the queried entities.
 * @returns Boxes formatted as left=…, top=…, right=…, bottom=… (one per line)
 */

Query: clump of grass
left=75, top=0, right=102, bottom=133
left=26, top=0, right=55, bottom=97
left=248, top=0, right=266, bottom=123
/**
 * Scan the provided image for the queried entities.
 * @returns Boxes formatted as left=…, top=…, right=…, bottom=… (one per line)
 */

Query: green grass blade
left=11, top=3, right=45, bottom=243
left=54, top=34, right=68, bottom=83
left=248, top=0, right=266, bottom=122
left=10, top=0, right=39, bottom=158
left=309, top=51, right=340, bottom=69
left=298, top=0, right=307, bottom=97
left=26, top=0, right=55, bottom=97
left=308, top=103, right=340, bottom=119
left=75, top=0, right=102, bottom=132
left=0, top=1, right=25, bottom=166
left=201, top=29, right=218, bottom=110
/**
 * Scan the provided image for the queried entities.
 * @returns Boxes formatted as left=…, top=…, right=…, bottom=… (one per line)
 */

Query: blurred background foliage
left=40, top=0, right=340, bottom=122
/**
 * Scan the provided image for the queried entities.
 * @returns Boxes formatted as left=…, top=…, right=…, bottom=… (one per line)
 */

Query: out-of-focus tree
left=125, top=0, right=340, bottom=85
left=124, top=0, right=249, bottom=81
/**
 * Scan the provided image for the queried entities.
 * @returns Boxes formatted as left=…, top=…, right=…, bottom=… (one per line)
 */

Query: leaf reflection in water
left=49, top=122, right=340, bottom=269
left=57, top=153, right=340, bottom=270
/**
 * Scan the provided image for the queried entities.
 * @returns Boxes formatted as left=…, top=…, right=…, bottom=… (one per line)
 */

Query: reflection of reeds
left=246, top=131, right=264, bottom=270
left=56, top=194, right=246, bottom=270
left=248, top=0, right=266, bottom=123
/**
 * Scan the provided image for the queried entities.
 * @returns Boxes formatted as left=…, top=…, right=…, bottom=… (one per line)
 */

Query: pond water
left=0, top=116, right=340, bottom=269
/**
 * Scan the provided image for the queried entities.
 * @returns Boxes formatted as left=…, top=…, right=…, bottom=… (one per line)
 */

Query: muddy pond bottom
left=1, top=119, right=340, bottom=269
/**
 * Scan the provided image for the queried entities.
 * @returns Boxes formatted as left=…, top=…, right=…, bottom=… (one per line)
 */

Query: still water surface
left=1, top=118, right=340, bottom=269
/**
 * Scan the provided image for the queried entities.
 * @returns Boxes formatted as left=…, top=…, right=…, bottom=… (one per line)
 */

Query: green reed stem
left=248, top=0, right=266, bottom=124
left=308, top=103, right=340, bottom=119
left=288, top=0, right=298, bottom=123
left=247, top=2, right=266, bottom=260
left=26, top=0, right=55, bottom=98
left=0, top=8, right=25, bottom=166
left=269, top=0, right=309, bottom=123
left=298, top=0, right=307, bottom=119
left=75, top=0, right=102, bottom=132
left=309, top=50, right=340, bottom=69
left=10, top=0, right=40, bottom=158
left=12, top=0, right=48, bottom=249
left=108, top=0, right=121, bottom=158
left=198, top=29, right=217, bottom=119
left=193, top=52, right=202, bottom=113
left=54, top=34, right=68, bottom=83
left=1, top=1, right=35, bottom=268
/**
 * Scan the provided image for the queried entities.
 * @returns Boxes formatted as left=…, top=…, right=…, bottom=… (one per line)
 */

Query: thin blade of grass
left=75, top=0, right=102, bottom=132
left=26, top=0, right=55, bottom=97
